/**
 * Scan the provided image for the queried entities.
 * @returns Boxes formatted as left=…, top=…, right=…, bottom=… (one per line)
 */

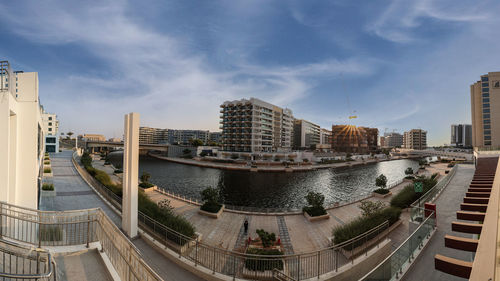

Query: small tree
left=200, top=187, right=221, bottom=213
left=405, top=167, right=414, bottom=175
left=375, top=174, right=388, bottom=189
left=190, top=139, right=204, bottom=147
left=306, top=191, right=325, bottom=209
left=140, top=172, right=151, bottom=184
left=359, top=201, right=385, bottom=217
left=256, top=229, right=276, bottom=248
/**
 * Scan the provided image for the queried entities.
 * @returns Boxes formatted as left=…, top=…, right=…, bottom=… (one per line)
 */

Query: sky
left=0, top=0, right=498, bottom=145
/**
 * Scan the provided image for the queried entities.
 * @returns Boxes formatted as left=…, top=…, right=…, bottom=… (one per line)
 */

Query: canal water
left=108, top=152, right=423, bottom=209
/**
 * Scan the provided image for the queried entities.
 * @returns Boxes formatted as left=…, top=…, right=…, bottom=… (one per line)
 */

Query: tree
left=305, top=191, right=325, bottom=209
left=140, top=172, right=151, bottom=184
left=375, top=174, right=388, bottom=189
left=201, top=187, right=219, bottom=204
left=67, top=132, right=74, bottom=138
left=359, top=201, right=385, bottom=217
left=405, top=167, right=414, bottom=175
left=190, top=139, right=204, bottom=147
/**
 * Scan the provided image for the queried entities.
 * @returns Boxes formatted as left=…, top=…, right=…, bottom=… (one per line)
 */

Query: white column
left=122, top=113, right=139, bottom=238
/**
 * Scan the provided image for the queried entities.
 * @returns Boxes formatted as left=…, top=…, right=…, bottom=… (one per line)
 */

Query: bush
left=390, top=176, right=437, bottom=209
left=44, top=168, right=52, bottom=173
left=359, top=201, right=385, bottom=217
left=44, top=161, right=50, bottom=165
left=256, top=229, right=276, bottom=248
left=405, top=167, right=414, bottom=175
left=333, top=207, right=401, bottom=245
left=245, top=248, right=283, bottom=271
left=200, top=187, right=222, bottom=213
left=375, top=174, right=387, bottom=189
left=200, top=202, right=222, bottom=213
left=302, top=191, right=327, bottom=217
left=139, top=182, right=155, bottom=188
left=80, top=152, right=92, bottom=167
left=42, top=183, right=54, bottom=191
left=373, top=188, right=390, bottom=195
left=140, top=172, right=151, bottom=184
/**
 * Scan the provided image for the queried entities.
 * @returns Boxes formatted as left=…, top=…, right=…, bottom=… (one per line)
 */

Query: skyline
left=1, top=0, right=499, bottom=145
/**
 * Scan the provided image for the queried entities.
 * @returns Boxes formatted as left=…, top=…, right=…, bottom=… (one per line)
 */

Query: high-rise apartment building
left=293, top=119, right=320, bottom=149
left=139, top=127, right=168, bottom=144
left=0, top=60, right=45, bottom=209
left=168, top=130, right=209, bottom=145
left=209, top=132, right=222, bottom=144
left=403, top=129, right=427, bottom=150
left=331, top=125, right=378, bottom=153
left=451, top=124, right=472, bottom=148
left=471, top=72, right=500, bottom=148
left=42, top=109, right=60, bottom=152
left=320, top=128, right=332, bottom=145
left=220, top=98, right=294, bottom=153
left=384, top=132, right=403, bottom=148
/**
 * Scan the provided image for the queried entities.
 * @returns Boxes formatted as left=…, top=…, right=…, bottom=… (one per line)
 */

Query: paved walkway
left=403, top=164, right=475, bottom=281
left=40, top=151, right=204, bottom=281
left=54, top=249, right=112, bottom=281
left=145, top=162, right=450, bottom=254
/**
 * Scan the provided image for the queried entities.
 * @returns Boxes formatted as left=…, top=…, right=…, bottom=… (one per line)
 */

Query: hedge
left=373, top=188, right=390, bottom=195
left=390, top=176, right=438, bottom=209
left=200, top=202, right=222, bottom=213
left=245, top=248, right=283, bottom=271
left=333, top=207, right=401, bottom=245
left=80, top=154, right=196, bottom=241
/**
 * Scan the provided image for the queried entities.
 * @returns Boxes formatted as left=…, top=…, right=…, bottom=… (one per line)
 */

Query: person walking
left=244, top=219, right=249, bottom=234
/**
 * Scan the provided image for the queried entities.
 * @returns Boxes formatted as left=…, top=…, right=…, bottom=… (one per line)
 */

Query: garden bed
left=242, top=247, right=285, bottom=280
left=139, top=185, right=157, bottom=193
left=198, top=204, right=224, bottom=218
left=304, top=211, right=330, bottom=222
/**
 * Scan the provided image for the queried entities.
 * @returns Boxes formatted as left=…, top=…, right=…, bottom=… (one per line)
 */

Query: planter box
left=198, top=205, right=224, bottom=219
left=304, top=211, right=330, bottom=222
left=372, top=191, right=392, bottom=198
left=339, top=219, right=402, bottom=259
left=43, top=172, right=53, bottom=177
left=41, top=189, right=56, bottom=198
left=139, top=185, right=157, bottom=193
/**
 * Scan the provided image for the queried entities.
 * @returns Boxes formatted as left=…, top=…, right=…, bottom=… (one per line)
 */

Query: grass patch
left=245, top=248, right=283, bottom=271
left=333, top=207, right=401, bottom=246
left=42, top=183, right=54, bottom=191
left=43, top=168, right=52, bottom=173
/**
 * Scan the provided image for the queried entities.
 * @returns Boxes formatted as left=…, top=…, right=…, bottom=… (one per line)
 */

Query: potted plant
left=303, top=191, right=330, bottom=221
left=139, top=172, right=156, bottom=192
left=243, top=229, right=285, bottom=278
left=198, top=187, right=224, bottom=218
left=41, top=183, right=56, bottom=198
left=43, top=167, right=53, bottom=177
left=373, top=174, right=391, bottom=198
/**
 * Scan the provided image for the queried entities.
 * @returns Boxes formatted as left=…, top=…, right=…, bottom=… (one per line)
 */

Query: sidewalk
left=40, top=151, right=204, bottom=281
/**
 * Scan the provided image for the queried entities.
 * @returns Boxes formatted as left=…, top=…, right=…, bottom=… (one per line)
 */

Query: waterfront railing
left=0, top=201, right=162, bottom=281
left=72, top=151, right=398, bottom=280
left=360, top=208, right=436, bottom=281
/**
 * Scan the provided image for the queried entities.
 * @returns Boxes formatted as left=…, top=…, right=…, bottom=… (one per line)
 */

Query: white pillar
left=122, top=113, right=139, bottom=238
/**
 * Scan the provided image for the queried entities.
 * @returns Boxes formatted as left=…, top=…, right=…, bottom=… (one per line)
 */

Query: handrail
left=410, top=165, right=457, bottom=209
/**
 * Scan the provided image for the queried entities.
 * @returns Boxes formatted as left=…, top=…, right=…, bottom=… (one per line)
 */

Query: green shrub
left=44, top=168, right=52, bottom=173
left=245, top=248, right=283, bottom=271
left=405, top=167, right=414, bottom=175
left=42, top=183, right=54, bottom=191
left=80, top=152, right=92, bottom=167
left=373, top=188, right=390, bottom=194
left=140, top=172, right=151, bottom=184
left=200, top=202, right=222, bottom=213
left=139, top=182, right=155, bottom=188
left=390, top=176, right=437, bottom=209
left=359, top=201, right=385, bottom=217
left=333, top=207, right=401, bottom=245
left=256, top=229, right=276, bottom=248
left=44, top=157, right=50, bottom=161
left=302, top=191, right=327, bottom=217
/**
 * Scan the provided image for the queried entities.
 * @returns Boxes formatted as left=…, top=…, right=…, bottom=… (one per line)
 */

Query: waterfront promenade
left=40, top=151, right=204, bottom=281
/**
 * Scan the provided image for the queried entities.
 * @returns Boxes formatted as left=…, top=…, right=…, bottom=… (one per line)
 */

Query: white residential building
left=0, top=61, right=45, bottom=209
left=403, top=129, right=427, bottom=150
left=42, top=109, right=60, bottom=152
left=220, top=98, right=294, bottom=153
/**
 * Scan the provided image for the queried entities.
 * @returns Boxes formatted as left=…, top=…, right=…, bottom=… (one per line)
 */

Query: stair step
left=456, top=210, right=485, bottom=221
left=444, top=235, right=478, bottom=252
left=435, top=254, right=472, bottom=279
left=451, top=221, right=482, bottom=234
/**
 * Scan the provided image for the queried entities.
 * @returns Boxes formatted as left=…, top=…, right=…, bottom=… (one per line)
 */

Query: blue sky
left=0, top=0, right=498, bottom=145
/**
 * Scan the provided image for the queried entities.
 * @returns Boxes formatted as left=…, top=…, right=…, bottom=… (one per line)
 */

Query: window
left=482, top=76, right=489, bottom=82
left=483, top=93, right=489, bottom=97
left=48, top=128, right=52, bottom=131
left=482, top=82, right=489, bottom=87
left=482, top=88, right=489, bottom=92
left=483, top=109, right=490, bottom=113
left=485, top=130, right=491, bottom=135
left=483, top=114, right=490, bottom=119
left=485, top=141, right=492, bottom=145
left=484, top=135, right=491, bottom=140
left=484, top=119, right=491, bottom=124
left=483, top=98, right=490, bottom=103
left=484, top=125, right=491, bottom=129
left=494, top=81, right=500, bottom=88
left=484, top=103, right=490, bottom=108
left=48, top=117, right=52, bottom=120
left=48, top=122, right=52, bottom=126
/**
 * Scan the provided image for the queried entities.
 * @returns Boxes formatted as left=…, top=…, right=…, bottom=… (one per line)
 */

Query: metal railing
left=0, top=201, right=161, bottom=281
left=360, top=208, right=436, bottom=281
left=0, top=238, right=55, bottom=280
left=410, top=165, right=457, bottom=221
left=73, top=151, right=396, bottom=280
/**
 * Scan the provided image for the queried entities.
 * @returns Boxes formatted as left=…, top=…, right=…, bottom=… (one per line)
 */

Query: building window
left=484, top=119, right=491, bottom=124
left=483, top=114, right=490, bottom=119
left=484, top=135, right=491, bottom=140
left=483, top=108, right=490, bottom=113
left=48, top=128, right=52, bottom=131
left=482, top=88, right=489, bottom=92
left=48, top=117, right=52, bottom=120
left=493, top=81, right=500, bottom=88
left=482, top=76, right=489, bottom=82
left=482, top=82, right=489, bottom=87
left=48, top=122, right=52, bottom=126
left=484, top=125, right=491, bottom=129
left=485, top=130, right=491, bottom=135
left=484, top=103, right=490, bottom=108
left=485, top=141, right=492, bottom=145
left=483, top=93, right=489, bottom=97
left=483, top=98, right=490, bottom=103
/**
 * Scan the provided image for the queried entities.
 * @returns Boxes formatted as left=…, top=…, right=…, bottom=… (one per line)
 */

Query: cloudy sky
left=1, top=0, right=498, bottom=145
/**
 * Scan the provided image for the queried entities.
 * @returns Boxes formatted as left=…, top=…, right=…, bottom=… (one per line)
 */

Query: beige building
left=471, top=72, right=500, bottom=149
left=83, top=134, right=106, bottom=142
left=0, top=61, right=45, bottom=209
left=403, top=129, right=427, bottom=150
left=293, top=119, right=320, bottom=149
left=220, top=98, right=294, bottom=153
left=138, top=127, right=168, bottom=144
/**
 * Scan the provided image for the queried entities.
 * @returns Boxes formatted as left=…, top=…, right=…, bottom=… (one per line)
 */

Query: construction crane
left=340, top=73, right=357, bottom=121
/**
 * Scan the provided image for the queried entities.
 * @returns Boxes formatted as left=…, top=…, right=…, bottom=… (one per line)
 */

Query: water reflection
left=108, top=152, right=421, bottom=209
